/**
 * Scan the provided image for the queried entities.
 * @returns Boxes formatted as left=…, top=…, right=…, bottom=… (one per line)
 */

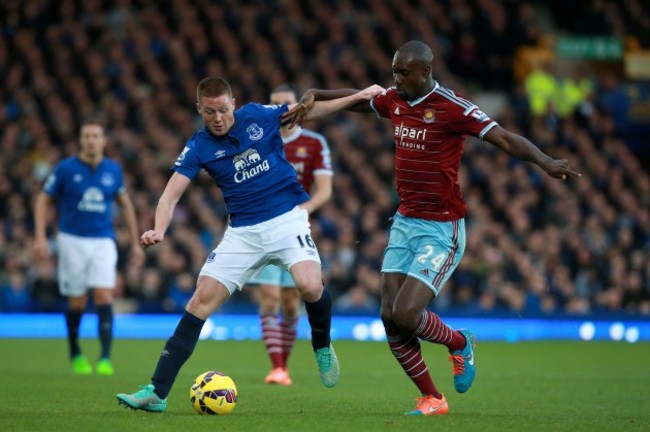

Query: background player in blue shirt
left=33, top=121, right=145, bottom=376
left=116, top=77, right=384, bottom=412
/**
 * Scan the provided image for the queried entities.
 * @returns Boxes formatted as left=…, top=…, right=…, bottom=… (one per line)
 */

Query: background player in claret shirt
left=116, top=77, right=383, bottom=412
left=33, top=121, right=145, bottom=376
left=248, top=85, right=333, bottom=386
left=288, top=40, right=581, bottom=416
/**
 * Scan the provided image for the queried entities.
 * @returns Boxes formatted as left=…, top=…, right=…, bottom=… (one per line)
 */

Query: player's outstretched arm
left=141, top=172, right=191, bottom=248
left=483, top=125, right=582, bottom=180
left=282, top=86, right=382, bottom=128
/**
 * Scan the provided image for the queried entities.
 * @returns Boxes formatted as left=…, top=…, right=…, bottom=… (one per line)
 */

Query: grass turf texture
left=0, top=339, right=648, bottom=432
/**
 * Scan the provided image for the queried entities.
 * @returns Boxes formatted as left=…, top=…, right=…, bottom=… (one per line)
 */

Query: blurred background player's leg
left=254, top=265, right=293, bottom=385
left=280, top=286, right=300, bottom=369
left=94, top=288, right=115, bottom=376
left=65, top=295, right=92, bottom=375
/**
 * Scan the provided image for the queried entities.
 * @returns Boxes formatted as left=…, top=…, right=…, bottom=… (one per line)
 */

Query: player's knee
left=261, top=286, right=280, bottom=303
left=380, top=304, right=394, bottom=324
left=185, top=296, right=211, bottom=320
left=297, top=280, right=322, bottom=303
left=282, top=292, right=300, bottom=317
left=392, top=307, right=419, bottom=333
left=93, top=290, right=113, bottom=306
left=68, top=296, right=87, bottom=311
left=259, top=290, right=280, bottom=314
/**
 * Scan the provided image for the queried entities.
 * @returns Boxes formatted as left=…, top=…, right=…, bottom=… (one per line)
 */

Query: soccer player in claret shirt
left=247, top=85, right=333, bottom=386
left=288, top=40, right=581, bottom=416
left=116, top=77, right=383, bottom=412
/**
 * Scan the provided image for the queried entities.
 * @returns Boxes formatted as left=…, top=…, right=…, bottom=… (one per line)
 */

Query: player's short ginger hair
left=197, top=77, right=233, bottom=101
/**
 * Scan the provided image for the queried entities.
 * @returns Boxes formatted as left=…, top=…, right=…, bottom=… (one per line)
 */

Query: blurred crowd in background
left=1, top=0, right=649, bottom=317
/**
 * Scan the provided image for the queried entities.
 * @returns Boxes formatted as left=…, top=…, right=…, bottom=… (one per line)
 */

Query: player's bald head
left=391, top=41, right=435, bottom=101
left=395, top=41, right=434, bottom=69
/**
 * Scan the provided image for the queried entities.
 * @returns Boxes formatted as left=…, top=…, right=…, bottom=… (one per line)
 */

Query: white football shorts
left=56, top=232, right=118, bottom=296
left=199, top=206, right=320, bottom=294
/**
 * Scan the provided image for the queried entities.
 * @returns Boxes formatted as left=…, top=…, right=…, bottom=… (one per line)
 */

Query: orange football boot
left=404, top=394, right=449, bottom=416
left=264, top=367, right=293, bottom=386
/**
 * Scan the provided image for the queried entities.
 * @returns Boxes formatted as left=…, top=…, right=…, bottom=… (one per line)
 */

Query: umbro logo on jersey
left=419, top=268, right=430, bottom=277
left=215, top=149, right=226, bottom=159
left=394, top=106, right=400, bottom=115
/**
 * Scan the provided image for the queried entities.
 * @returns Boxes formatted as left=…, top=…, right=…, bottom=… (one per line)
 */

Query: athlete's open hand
left=140, top=230, right=165, bottom=248
left=282, top=91, right=315, bottom=130
left=541, top=158, right=582, bottom=180
left=357, top=84, right=386, bottom=101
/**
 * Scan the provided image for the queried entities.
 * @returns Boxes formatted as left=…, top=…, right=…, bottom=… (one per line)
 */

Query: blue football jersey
left=43, top=156, right=125, bottom=238
left=172, top=103, right=309, bottom=227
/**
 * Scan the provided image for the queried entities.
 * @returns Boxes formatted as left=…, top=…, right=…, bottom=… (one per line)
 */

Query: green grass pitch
left=1, top=338, right=648, bottom=432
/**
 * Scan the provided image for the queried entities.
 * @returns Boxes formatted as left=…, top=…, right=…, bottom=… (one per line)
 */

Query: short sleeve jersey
left=43, top=156, right=125, bottom=238
left=370, top=83, right=498, bottom=221
left=172, top=103, right=309, bottom=227
left=282, top=127, right=333, bottom=193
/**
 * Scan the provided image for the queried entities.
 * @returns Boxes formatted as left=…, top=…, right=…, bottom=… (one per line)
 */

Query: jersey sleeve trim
left=463, top=104, right=478, bottom=116
left=479, top=121, right=498, bottom=140
left=369, top=99, right=382, bottom=119
left=313, top=169, right=334, bottom=176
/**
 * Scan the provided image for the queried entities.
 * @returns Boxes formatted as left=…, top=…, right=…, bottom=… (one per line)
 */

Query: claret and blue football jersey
left=172, top=103, right=309, bottom=227
left=371, top=82, right=498, bottom=222
left=43, top=156, right=125, bottom=238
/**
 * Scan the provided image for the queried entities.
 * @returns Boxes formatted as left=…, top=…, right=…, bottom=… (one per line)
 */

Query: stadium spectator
left=165, top=272, right=196, bottom=313
left=0, top=271, right=31, bottom=313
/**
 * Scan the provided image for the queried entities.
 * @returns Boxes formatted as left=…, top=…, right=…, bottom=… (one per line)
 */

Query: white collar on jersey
left=407, top=81, right=439, bottom=107
left=282, top=126, right=303, bottom=144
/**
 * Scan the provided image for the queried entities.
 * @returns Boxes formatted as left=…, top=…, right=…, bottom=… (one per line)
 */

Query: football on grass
left=190, top=371, right=238, bottom=415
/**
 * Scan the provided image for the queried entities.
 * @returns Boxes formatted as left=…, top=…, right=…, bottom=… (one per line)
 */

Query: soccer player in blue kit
left=116, top=77, right=384, bottom=412
left=34, top=121, right=145, bottom=376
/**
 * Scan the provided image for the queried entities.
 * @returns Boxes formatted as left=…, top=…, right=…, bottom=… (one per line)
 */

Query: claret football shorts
left=382, top=212, right=466, bottom=295
left=200, top=206, right=320, bottom=294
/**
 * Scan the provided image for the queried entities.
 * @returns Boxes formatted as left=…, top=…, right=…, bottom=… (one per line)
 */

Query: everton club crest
left=246, top=123, right=264, bottom=141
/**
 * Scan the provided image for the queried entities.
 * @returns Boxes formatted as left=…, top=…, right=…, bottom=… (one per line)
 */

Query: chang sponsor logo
left=232, top=148, right=270, bottom=183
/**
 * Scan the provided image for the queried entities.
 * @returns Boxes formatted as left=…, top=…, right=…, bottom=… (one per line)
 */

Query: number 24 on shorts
left=417, top=245, right=447, bottom=270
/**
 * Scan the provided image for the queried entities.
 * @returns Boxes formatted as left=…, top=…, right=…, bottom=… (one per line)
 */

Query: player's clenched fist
left=140, top=230, right=164, bottom=248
